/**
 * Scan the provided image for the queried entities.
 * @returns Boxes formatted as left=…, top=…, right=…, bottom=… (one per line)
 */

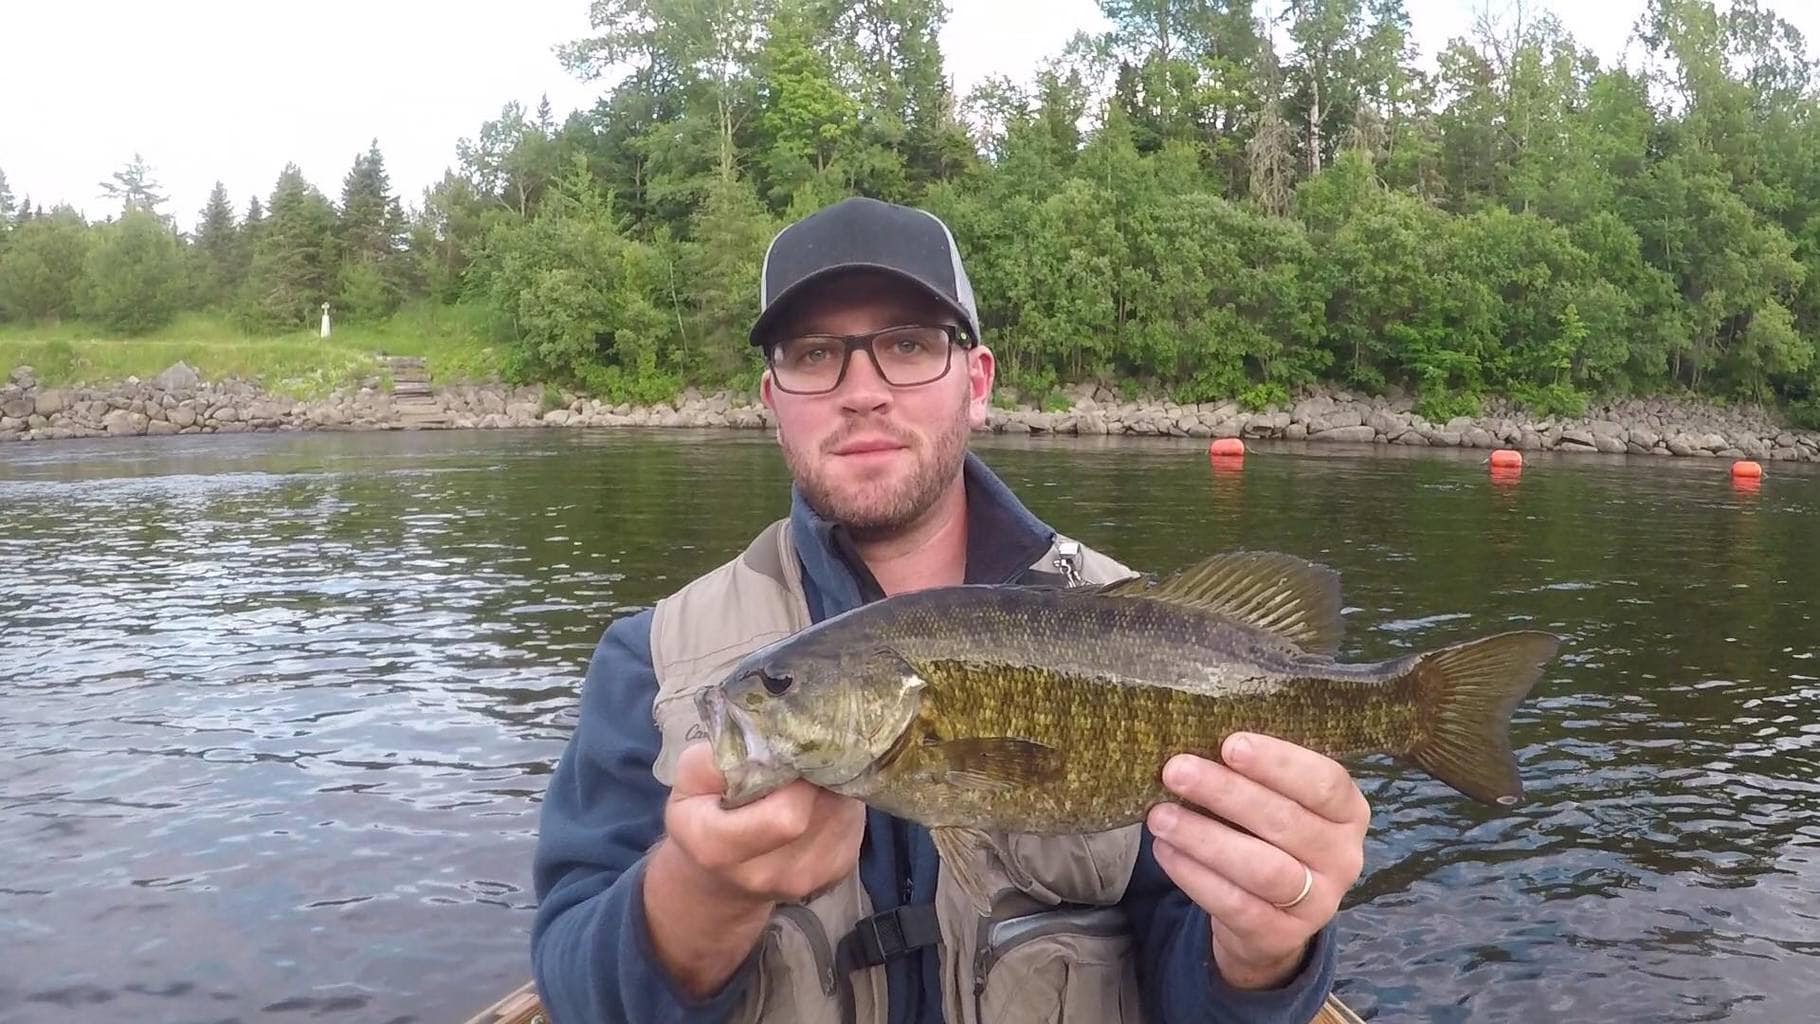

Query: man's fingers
left=1219, top=733, right=1370, bottom=826
left=669, top=777, right=821, bottom=866
left=1146, top=802, right=1325, bottom=914
left=670, top=741, right=727, bottom=799
left=770, top=790, right=867, bottom=867
left=1162, top=754, right=1328, bottom=860
left=1152, top=836, right=1285, bottom=938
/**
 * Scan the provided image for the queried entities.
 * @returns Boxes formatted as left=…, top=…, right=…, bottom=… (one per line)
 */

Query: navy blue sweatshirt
left=530, top=452, right=1337, bottom=1023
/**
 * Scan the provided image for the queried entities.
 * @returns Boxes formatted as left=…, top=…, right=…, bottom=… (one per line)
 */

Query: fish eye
left=759, top=670, right=793, bottom=697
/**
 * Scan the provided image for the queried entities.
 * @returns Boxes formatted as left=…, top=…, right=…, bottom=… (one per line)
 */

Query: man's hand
left=661, top=740, right=867, bottom=905
left=1145, top=732, right=1370, bottom=991
left=642, top=742, right=866, bottom=998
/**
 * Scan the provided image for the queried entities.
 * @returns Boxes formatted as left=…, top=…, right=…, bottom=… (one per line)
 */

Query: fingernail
left=1163, top=755, right=1194, bottom=791
left=1152, top=804, right=1179, bottom=836
left=1226, top=734, right=1252, bottom=764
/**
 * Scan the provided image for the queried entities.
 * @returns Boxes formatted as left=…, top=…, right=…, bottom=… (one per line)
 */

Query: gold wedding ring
left=1272, top=864, right=1314, bottom=910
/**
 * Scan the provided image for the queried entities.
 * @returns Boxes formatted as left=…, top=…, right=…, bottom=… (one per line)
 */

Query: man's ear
left=759, top=368, right=786, bottom=443
left=966, top=343, right=995, bottom=430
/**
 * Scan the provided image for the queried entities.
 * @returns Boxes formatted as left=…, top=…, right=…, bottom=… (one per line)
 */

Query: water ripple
left=3, top=430, right=1817, bottom=1022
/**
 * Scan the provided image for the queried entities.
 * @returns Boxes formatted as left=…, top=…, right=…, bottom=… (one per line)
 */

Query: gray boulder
left=154, top=362, right=201, bottom=393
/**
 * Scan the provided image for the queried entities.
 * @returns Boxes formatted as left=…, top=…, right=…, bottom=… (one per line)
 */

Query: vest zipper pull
left=1053, top=540, right=1084, bottom=587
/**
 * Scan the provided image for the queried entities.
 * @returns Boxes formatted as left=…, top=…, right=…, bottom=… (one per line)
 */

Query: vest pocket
left=734, top=902, right=856, bottom=1024
left=972, top=905, right=1141, bottom=1024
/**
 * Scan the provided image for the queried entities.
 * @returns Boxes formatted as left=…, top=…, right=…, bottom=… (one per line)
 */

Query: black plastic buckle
left=845, top=904, right=940, bottom=969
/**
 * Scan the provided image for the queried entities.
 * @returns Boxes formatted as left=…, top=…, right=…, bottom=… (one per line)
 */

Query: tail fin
left=1405, top=631, right=1561, bottom=806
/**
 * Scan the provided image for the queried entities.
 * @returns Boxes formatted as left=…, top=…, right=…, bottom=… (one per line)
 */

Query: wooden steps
left=462, top=980, right=1367, bottom=1023
left=380, top=354, right=447, bottom=428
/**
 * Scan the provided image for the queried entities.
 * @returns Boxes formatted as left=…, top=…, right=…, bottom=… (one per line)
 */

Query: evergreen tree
left=238, top=164, right=337, bottom=328
left=98, top=153, right=169, bottom=215
left=237, top=195, right=265, bottom=289
left=192, top=181, right=240, bottom=308
left=684, top=174, right=777, bottom=378
left=335, top=139, right=408, bottom=318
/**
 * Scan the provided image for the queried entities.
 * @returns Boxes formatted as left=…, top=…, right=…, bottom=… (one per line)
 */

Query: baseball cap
left=748, top=196, right=982, bottom=347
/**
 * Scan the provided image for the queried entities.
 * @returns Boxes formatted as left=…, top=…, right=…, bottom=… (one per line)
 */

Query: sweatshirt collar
left=788, top=450, right=1055, bottom=621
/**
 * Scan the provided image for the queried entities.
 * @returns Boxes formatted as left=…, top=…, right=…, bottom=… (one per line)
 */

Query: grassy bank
left=6, top=309, right=1819, bottom=435
left=0, top=302, right=507, bottom=400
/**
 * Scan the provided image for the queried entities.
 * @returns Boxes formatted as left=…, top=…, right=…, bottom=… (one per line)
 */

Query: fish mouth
left=694, top=686, right=788, bottom=809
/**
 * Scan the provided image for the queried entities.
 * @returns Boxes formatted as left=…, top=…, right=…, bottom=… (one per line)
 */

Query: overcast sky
left=3, top=1, right=1817, bottom=228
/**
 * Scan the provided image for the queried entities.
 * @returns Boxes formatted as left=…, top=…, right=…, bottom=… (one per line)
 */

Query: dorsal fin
left=1091, top=551, right=1345, bottom=657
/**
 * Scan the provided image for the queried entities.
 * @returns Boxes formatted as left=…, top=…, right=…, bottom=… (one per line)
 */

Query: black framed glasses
left=764, top=324, right=977, bottom=395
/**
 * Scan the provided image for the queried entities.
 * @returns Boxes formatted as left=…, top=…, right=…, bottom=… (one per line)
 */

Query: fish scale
left=858, top=642, right=1425, bottom=834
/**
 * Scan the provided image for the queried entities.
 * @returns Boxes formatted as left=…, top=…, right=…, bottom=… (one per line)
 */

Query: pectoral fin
left=931, top=737, right=1063, bottom=792
left=931, top=826, right=997, bottom=916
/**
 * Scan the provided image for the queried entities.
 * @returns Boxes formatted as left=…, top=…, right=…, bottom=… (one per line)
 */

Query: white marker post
left=320, top=301, right=332, bottom=338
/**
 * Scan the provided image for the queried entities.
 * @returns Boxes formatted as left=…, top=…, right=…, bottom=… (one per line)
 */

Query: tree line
left=0, top=146, right=409, bottom=337
left=3, top=0, right=1819, bottom=424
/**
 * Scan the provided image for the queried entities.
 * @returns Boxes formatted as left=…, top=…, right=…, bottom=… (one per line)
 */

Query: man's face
left=759, top=271, right=995, bottom=538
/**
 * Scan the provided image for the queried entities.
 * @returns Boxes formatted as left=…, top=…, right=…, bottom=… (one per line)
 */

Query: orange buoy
left=1489, top=448, right=1523, bottom=469
left=1209, top=438, right=1246, bottom=460
left=1731, top=460, right=1763, bottom=479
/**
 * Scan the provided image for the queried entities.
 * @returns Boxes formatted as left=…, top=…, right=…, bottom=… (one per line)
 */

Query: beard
left=780, top=391, right=972, bottom=540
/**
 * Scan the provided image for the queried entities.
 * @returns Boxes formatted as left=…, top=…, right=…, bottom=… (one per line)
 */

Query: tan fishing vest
left=648, top=518, right=1151, bottom=1024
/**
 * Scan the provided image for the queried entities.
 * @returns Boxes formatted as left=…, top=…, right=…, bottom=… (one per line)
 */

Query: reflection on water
left=1, top=429, right=1816, bottom=1022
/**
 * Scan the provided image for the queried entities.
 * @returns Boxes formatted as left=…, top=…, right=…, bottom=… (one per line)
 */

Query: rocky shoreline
left=4, top=362, right=1817, bottom=463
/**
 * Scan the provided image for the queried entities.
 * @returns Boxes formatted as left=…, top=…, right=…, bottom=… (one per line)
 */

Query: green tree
left=335, top=139, right=409, bottom=318
left=411, top=170, right=492, bottom=303
left=97, top=152, right=168, bottom=215
left=755, top=0, right=858, bottom=208
left=457, top=101, right=563, bottom=218
left=82, top=207, right=185, bottom=333
left=825, top=0, right=964, bottom=196
left=238, top=164, right=338, bottom=329
left=471, top=158, right=676, bottom=400
left=239, top=195, right=265, bottom=284
left=1124, top=190, right=1329, bottom=399
left=683, top=175, right=776, bottom=381
left=561, top=0, right=772, bottom=200
left=1098, top=0, right=1267, bottom=175
left=192, top=181, right=240, bottom=308
left=0, top=207, right=91, bottom=322
left=1282, top=0, right=1367, bottom=177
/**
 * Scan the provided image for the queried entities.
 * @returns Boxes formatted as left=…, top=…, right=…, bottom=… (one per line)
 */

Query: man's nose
left=835, top=346, right=892, bottom=412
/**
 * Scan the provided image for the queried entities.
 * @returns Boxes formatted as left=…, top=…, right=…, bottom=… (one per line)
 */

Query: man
left=531, top=196, right=1370, bottom=1023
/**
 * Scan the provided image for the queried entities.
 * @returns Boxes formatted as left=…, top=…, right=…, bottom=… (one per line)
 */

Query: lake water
left=2, top=428, right=1816, bottom=1023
